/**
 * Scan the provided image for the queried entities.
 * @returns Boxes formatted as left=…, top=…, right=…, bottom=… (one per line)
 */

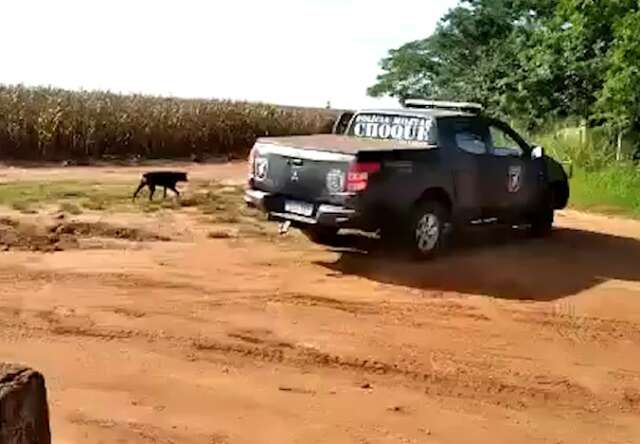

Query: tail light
left=346, top=162, right=381, bottom=192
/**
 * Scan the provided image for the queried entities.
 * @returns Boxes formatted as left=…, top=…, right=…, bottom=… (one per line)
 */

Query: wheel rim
left=415, top=213, right=440, bottom=253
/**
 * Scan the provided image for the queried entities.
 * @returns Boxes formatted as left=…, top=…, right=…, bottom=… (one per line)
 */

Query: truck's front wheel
left=409, top=202, right=449, bottom=260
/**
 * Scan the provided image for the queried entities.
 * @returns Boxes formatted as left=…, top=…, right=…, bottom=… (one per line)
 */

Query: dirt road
left=0, top=162, right=639, bottom=443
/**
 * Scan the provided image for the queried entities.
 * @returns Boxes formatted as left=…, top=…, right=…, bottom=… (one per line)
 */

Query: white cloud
left=0, top=0, right=457, bottom=109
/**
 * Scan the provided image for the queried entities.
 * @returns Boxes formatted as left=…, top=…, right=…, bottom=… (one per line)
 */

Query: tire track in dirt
left=0, top=306, right=608, bottom=413
left=508, top=308, right=640, bottom=343
left=7, top=280, right=620, bottom=414
left=261, top=292, right=492, bottom=322
left=0, top=266, right=210, bottom=294
left=191, top=334, right=608, bottom=413
left=67, top=412, right=228, bottom=444
left=2, top=257, right=639, bottom=422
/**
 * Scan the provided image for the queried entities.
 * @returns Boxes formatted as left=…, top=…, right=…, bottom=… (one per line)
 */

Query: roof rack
left=403, top=99, right=483, bottom=114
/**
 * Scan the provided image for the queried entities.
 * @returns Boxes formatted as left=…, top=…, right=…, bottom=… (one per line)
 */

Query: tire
left=530, top=208, right=554, bottom=237
left=301, top=226, right=340, bottom=246
left=551, top=180, right=569, bottom=210
left=408, top=201, right=449, bottom=260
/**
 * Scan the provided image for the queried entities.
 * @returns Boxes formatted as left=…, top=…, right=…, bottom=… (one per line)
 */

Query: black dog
left=133, top=171, right=188, bottom=201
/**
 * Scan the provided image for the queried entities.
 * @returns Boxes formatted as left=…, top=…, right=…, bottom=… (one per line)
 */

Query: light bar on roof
left=403, top=99, right=483, bottom=113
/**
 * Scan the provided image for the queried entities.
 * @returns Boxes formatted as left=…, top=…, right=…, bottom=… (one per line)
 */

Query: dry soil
left=0, top=162, right=638, bottom=444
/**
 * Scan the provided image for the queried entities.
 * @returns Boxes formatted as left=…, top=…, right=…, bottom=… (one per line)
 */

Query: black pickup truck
left=244, top=101, right=570, bottom=259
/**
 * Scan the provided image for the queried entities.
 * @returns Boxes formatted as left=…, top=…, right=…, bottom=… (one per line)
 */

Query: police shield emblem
left=326, top=169, right=345, bottom=194
left=507, top=165, right=522, bottom=193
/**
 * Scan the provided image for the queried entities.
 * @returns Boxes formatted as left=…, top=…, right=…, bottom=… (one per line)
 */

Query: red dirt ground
left=0, top=162, right=639, bottom=443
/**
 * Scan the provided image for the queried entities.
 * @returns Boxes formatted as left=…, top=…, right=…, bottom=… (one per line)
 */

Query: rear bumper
left=244, top=188, right=270, bottom=212
left=244, top=188, right=359, bottom=228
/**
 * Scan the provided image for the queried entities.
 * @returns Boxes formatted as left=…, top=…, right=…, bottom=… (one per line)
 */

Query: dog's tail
left=132, top=176, right=147, bottom=201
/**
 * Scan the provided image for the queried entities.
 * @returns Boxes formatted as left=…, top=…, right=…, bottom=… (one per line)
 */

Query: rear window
left=348, top=113, right=436, bottom=145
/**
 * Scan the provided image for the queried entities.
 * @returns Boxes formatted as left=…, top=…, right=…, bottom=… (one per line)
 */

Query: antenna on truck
left=403, top=99, right=483, bottom=115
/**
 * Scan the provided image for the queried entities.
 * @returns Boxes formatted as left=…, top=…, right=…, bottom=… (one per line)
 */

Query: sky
left=1, top=0, right=458, bottom=109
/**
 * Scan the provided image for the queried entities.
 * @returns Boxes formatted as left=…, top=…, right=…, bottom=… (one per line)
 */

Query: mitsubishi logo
left=290, top=169, right=300, bottom=182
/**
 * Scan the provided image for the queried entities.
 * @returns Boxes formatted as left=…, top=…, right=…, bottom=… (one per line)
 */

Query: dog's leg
left=149, top=184, right=156, bottom=201
left=132, top=179, right=147, bottom=201
left=163, top=186, right=167, bottom=199
left=169, top=185, right=180, bottom=198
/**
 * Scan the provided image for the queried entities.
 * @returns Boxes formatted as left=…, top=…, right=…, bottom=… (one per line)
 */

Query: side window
left=332, top=111, right=354, bottom=135
left=489, top=125, right=524, bottom=157
left=454, top=122, right=487, bottom=155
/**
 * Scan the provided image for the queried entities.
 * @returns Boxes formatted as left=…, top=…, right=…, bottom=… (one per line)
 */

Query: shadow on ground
left=314, top=227, right=640, bottom=301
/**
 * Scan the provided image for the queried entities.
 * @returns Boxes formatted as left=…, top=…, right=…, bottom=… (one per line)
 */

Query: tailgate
left=251, top=141, right=354, bottom=204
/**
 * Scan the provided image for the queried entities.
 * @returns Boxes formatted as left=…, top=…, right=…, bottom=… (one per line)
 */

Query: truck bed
left=256, top=134, right=434, bottom=155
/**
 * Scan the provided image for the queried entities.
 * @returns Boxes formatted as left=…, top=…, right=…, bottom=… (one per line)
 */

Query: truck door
left=441, top=117, right=494, bottom=222
left=485, top=120, right=545, bottom=218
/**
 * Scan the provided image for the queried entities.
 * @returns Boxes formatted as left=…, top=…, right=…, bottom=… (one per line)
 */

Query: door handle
left=287, top=158, right=303, bottom=166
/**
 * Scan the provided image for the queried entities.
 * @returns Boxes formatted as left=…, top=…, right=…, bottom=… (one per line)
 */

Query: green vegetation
left=0, top=179, right=273, bottom=234
left=11, top=201, right=37, bottom=214
left=0, top=85, right=337, bottom=161
left=370, top=0, right=640, bottom=217
left=59, top=202, right=83, bottom=215
left=369, top=0, right=640, bottom=132
left=525, top=126, right=640, bottom=217
left=0, top=181, right=130, bottom=213
left=569, top=166, right=640, bottom=217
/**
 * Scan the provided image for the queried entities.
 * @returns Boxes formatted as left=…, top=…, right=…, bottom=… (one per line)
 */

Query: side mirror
left=531, top=145, right=544, bottom=159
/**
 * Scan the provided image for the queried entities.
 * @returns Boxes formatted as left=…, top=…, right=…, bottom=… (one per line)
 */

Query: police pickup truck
left=244, top=100, right=570, bottom=259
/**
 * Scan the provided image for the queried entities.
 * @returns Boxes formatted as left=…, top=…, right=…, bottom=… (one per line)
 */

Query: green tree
left=599, top=10, right=640, bottom=128
left=369, top=0, right=640, bottom=130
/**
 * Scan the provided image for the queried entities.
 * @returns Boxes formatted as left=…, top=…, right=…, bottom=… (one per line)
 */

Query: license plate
left=285, top=200, right=314, bottom=217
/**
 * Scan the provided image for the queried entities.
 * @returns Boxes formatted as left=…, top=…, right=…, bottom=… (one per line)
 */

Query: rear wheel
left=408, top=202, right=449, bottom=260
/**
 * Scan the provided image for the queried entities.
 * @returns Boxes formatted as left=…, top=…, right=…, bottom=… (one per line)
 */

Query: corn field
left=0, top=85, right=338, bottom=161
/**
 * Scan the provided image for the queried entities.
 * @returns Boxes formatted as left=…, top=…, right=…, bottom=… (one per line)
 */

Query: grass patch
left=0, top=180, right=130, bottom=212
left=11, top=201, right=38, bottom=214
left=209, top=213, right=240, bottom=224
left=81, top=199, right=107, bottom=211
left=526, top=124, right=640, bottom=218
left=140, top=199, right=181, bottom=213
left=0, top=179, right=274, bottom=237
left=569, top=165, right=640, bottom=217
left=59, top=202, right=83, bottom=215
left=187, top=184, right=272, bottom=237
